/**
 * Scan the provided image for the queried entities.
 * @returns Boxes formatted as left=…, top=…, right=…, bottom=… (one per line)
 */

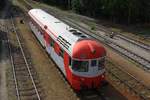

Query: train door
left=64, top=53, right=72, bottom=81
left=37, top=28, right=45, bottom=47
left=49, top=41, right=66, bottom=75
left=57, top=47, right=65, bottom=75
left=44, top=32, right=51, bottom=54
left=29, top=21, right=45, bottom=47
left=49, top=38, right=54, bottom=56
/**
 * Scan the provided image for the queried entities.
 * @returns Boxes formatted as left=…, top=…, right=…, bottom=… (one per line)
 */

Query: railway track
left=5, top=9, right=43, bottom=100
left=90, top=22, right=150, bottom=52
left=17, top=0, right=150, bottom=99
left=115, top=34, right=150, bottom=51
left=106, top=59, right=150, bottom=100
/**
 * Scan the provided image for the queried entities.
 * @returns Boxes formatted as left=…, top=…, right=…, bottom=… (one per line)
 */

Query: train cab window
left=72, top=60, right=89, bottom=72
left=98, top=57, right=105, bottom=70
left=91, top=60, right=97, bottom=67
left=59, top=48, right=64, bottom=58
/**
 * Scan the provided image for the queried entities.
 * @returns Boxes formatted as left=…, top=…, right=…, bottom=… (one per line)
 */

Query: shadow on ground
left=76, top=83, right=127, bottom=100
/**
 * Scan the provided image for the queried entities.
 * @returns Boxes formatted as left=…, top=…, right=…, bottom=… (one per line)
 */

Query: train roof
left=28, top=9, right=105, bottom=58
left=28, top=9, right=92, bottom=54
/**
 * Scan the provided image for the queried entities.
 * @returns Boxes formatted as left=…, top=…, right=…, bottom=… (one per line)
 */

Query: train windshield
left=72, top=60, right=89, bottom=72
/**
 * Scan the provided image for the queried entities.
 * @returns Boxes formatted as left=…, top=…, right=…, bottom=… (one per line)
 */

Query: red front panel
left=71, top=73, right=105, bottom=90
left=64, top=53, right=105, bottom=90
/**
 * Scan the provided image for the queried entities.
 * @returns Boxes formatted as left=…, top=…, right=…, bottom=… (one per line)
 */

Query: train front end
left=69, top=39, right=106, bottom=90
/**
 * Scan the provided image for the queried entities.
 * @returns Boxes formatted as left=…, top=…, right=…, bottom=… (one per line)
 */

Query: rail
left=8, top=14, right=41, bottom=100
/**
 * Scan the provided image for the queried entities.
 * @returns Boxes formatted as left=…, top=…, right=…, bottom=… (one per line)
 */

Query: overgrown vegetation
left=42, top=0, right=150, bottom=24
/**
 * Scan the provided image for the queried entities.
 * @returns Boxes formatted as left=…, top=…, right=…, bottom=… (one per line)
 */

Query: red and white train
left=28, top=9, right=106, bottom=90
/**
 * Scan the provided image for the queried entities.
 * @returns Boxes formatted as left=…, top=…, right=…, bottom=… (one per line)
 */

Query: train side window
left=59, top=48, right=64, bottom=58
left=69, top=57, right=71, bottom=66
left=40, top=32, right=43, bottom=35
left=50, top=40, right=54, bottom=47
left=40, top=28, right=44, bottom=35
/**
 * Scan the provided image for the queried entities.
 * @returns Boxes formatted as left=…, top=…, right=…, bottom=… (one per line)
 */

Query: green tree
left=71, top=0, right=83, bottom=13
left=43, top=0, right=150, bottom=23
left=0, top=0, right=5, bottom=10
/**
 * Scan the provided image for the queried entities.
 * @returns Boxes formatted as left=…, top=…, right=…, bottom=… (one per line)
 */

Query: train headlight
left=81, top=78, right=85, bottom=81
left=102, top=75, right=105, bottom=78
